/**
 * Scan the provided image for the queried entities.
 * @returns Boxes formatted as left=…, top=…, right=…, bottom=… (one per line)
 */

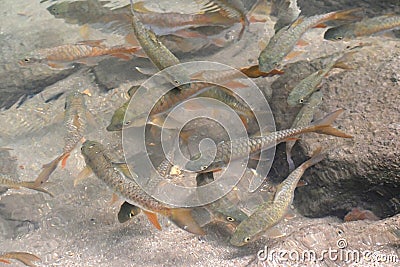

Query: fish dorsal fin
left=131, top=1, right=152, bottom=13
left=196, top=0, right=222, bottom=14
left=76, top=39, right=106, bottom=48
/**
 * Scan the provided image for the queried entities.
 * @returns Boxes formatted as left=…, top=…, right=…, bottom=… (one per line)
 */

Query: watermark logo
left=121, top=61, right=275, bottom=207
left=257, top=238, right=399, bottom=265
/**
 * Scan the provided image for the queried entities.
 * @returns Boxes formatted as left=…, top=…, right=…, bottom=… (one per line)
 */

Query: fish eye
left=244, top=237, right=251, bottom=243
left=336, top=36, right=343, bottom=40
left=124, top=120, right=131, bottom=126
left=129, top=211, right=135, bottom=218
left=226, top=216, right=235, bottom=222
left=200, top=165, right=208, bottom=171
left=23, top=58, right=30, bottom=62
left=299, top=98, right=304, bottom=104
left=174, top=80, right=180, bottom=85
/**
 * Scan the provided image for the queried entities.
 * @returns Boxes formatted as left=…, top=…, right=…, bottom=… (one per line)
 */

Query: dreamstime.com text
left=257, top=238, right=398, bottom=265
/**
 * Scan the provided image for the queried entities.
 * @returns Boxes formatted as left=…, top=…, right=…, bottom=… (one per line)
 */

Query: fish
left=185, top=109, right=352, bottom=172
left=196, top=172, right=248, bottom=231
left=32, top=91, right=90, bottom=186
left=0, top=175, right=53, bottom=197
left=0, top=251, right=41, bottom=267
left=60, top=91, right=90, bottom=168
left=106, top=77, right=247, bottom=131
left=132, top=1, right=238, bottom=36
left=271, top=0, right=301, bottom=32
left=129, top=0, right=191, bottom=89
left=286, top=50, right=355, bottom=107
left=80, top=140, right=205, bottom=235
left=19, top=40, right=141, bottom=69
left=324, top=14, right=400, bottom=41
left=344, top=207, right=380, bottom=222
left=195, top=0, right=249, bottom=38
left=118, top=201, right=142, bottom=223
left=286, top=91, right=323, bottom=171
left=230, top=148, right=326, bottom=246
left=258, top=9, right=361, bottom=73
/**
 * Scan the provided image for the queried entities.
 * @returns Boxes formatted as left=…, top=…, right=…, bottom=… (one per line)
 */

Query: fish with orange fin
left=0, top=174, right=53, bottom=197
left=19, top=40, right=141, bottom=69
left=80, top=140, right=205, bottom=235
left=0, top=252, right=41, bottom=267
left=32, top=91, right=90, bottom=187
left=259, top=8, right=362, bottom=73
left=185, top=109, right=353, bottom=173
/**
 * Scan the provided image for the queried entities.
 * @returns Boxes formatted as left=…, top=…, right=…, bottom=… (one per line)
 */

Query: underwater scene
left=0, top=0, right=399, bottom=266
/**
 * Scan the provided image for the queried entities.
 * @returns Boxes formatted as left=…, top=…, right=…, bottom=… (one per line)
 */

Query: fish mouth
left=106, top=124, right=121, bottom=131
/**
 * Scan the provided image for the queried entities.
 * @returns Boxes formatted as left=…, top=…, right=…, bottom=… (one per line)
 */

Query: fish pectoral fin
left=112, top=162, right=134, bottom=179
left=284, top=208, right=297, bottom=220
left=110, top=193, right=119, bottom=205
left=124, top=33, right=140, bottom=47
left=110, top=53, right=132, bottom=61
left=143, top=210, right=162, bottom=230
left=296, top=39, right=309, bottom=47
left=47, top=61, right=74, bottom=70
left=289, top=16, right=305, bottom=28
left=248, top=169, right=266, bottom=193
left=284, top=50, right=304, bottom=61
left=169, top=208, right=205, bottom=235
left=135, top=66, right=157, bottom=76
left=296, top=180, right=308, bottom=187
left=222, top=80, right=248, bottom=89
left=60, top=153, right=70, bottom=169
left=265, top=227, right=285, bottom=239
left=76, top=57, right=99, bottom=67
left=74, top=166, right=93, bottom=187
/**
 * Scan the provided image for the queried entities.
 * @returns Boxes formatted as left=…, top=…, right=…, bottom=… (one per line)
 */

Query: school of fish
left=2, top=0, right=398, bottom=265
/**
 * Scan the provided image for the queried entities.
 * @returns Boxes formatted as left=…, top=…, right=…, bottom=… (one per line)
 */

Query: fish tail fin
left=169, top=208, right=205, bottom=235
left=327, top=8, right=363, bottom=23
left=19, top=182, right=54, bottom=197
left=302, top=147, right=326, bottom=169
left=308, top=109, right=353, bottom=138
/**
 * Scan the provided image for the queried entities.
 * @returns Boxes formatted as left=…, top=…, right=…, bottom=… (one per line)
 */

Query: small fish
left=60, top=91, right=90, bottom=168
left=0, top=252, right=41, bottom=267
left=80, top=140, right=205, bottom=235
left=286, top=50, right=355, bottom=107
left=286, top=91, right=323, bottom=171
left=32, top=91, right=90, bottom=186
left=129, top=0, right=190, bottom=89
left=196, top=172, right=248, bottom=231
left=230, top=148, right=326, bottom=246
left=259, top=9, right=361, bottom=73
left=324, top=14, right=400, bottom=41
left=118, top=201, right=142, bottom=223
left=185, top=109, right=352, bottom=172
left=271, top=0, right=301, bottom=32
left=196, top=0, right=249, bottom=38
left=0, top=175, right=53, bottom=197
left=133, top=1, right=237, bottom=36
left=19, top=40, right=141, bottom=69
left=344, top=207, right=380, bottom=222
left=106, top=79, right=246, bottom=131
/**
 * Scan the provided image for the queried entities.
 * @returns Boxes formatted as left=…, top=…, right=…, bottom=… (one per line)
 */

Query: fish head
left=230, top=221, right=264, bottom=246
left=323, top=27, right=354, bottom=41
left=185, top=151, right=222, bottom=173
left=19, top=56, right=41, bottom=66
left=81, top=140, right=104, bottom=161
left=106, top=102, right=131, bottom=131
left=118, top=202, right=141, bottom=223
left=287, top=92, right=304, bottom=107
left=259, top=54, right=284, bottom=74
